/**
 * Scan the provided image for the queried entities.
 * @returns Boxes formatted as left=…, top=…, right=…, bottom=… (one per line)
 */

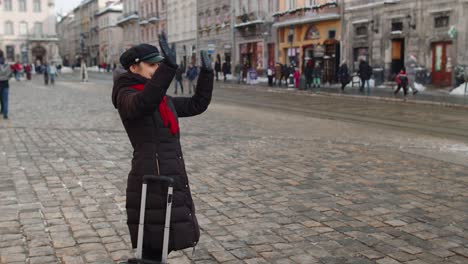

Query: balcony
left=234, top=12, right=265, bottom=30
left=28, top=34, right=59, bottom=42
left=146, top=13, right=161, bottom=24
left=116, top=11, right=139, bottom=26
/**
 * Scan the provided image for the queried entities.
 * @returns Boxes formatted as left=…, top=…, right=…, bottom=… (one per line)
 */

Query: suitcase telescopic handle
left=143, top=175, right=174, bottom=186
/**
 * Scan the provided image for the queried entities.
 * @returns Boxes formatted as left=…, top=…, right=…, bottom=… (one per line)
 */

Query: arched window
left=19, top=0, right=27, bottom=12
left=34, top=22, right=43, bottom=36
left=4, top=21, right=14, bottom=35
left=33, top=0, right=42, bottom=12
left=19, top=22, right=28, bottom=35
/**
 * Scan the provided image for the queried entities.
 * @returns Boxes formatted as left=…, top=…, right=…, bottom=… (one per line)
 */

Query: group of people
left=8, top=61, right=60, bottom=86
left=173, top=63, right=199, bottom=95
left=214, top=58, right=231, bottom=82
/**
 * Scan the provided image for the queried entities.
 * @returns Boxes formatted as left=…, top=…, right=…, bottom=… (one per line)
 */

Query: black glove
left=159, top=32, right=177, bottom=69
left=200, top=51, right=213, bottom=71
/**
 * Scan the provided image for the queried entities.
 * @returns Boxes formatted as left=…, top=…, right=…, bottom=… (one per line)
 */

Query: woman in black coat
left=338, top=62, right=350, bottom=91
left=111, top=34, right=214, bottom=261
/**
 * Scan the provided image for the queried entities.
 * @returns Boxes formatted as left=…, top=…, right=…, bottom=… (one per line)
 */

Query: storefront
left=276, top=19, right=341, bottom=82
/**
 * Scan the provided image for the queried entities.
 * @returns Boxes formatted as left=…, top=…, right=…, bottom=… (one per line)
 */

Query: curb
left=218, top=81, right=468, bottom=110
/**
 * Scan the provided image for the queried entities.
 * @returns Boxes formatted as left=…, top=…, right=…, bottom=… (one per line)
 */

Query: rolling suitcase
left=127, top=175, right=174, bottom=264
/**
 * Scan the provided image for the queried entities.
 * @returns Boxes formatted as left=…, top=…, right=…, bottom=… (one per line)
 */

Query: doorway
left=391, top=39, right=405, bottom=76
left=431, top=42, right=452, bottom=86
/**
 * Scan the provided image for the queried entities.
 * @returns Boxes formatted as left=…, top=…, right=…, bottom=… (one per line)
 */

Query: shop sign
left=305, top=26, right=320, bottom=40
left=313, top=45, right=325, bottom=57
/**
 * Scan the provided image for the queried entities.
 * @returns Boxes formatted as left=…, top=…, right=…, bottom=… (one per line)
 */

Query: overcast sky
left=55, top=0, right=83, bottom=14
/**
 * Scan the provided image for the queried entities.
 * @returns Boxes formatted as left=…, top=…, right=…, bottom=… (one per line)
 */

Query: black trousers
left=394, top=84, right=408, bottom=95
left=268, top=76, right=273, bottom=86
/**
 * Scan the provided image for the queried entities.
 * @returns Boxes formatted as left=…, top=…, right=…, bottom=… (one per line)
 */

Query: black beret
left=119, top=43, right=165, bottom=70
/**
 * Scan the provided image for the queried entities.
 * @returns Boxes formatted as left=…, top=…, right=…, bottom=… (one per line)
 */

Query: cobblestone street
left=0, top=73, right=467, bottom=264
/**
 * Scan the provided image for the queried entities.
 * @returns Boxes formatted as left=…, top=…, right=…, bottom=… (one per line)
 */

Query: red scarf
left=130, top=84, right=179, bottom=135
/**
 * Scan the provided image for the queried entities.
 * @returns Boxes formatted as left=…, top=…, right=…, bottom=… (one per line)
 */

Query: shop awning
left=273, top=14, right=340, bottom=28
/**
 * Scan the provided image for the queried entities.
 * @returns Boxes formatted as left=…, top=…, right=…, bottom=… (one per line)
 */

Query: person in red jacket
left=394, top=67, right=409, bottom=96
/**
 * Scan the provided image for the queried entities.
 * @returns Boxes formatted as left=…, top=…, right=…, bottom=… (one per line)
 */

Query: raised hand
left=200, top=51, right=212, bottom=71
left=158, top=32, right=177, bottom=68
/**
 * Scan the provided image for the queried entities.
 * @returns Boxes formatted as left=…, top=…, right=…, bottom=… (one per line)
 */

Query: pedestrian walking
left=186, top=63, right=198, bottom=94
left=312, top=62, right=322, bottom=90
left=0, top=52, right=12, bottom=119
left=358, top=59, right=372, bottom=94
left=222, top=61, right=229, bottom=82
left=304, top=60, right=313, bottom=90
left=48, top=62, right=58, bottom=86
left=24, top=64, right=32, bottom=81
left=214, top=55, right=221, bottom=81
left=242, top=63, right=248, bottom=84
left=13, top=62, right=22, bottom=81
left=174, top=66, right=184, bottom=94
left=406, top=55, right=419, bottom=95
left=274, top=63, right=282, bottom=86
left=43, top=63, right=49, bottom=85
left=234, top=62, right=242, bottom=84
left=112, top=33, right=214, bottom=261
left=267, top=64, right=274, bottom=87
left=293, top=67, right=300, bottom=89
left=337, top=61, right=350, bottom=91
left=394, top=68, right=409, bottom=97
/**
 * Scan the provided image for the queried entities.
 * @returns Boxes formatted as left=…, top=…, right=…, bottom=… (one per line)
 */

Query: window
left=269, top=0, right=274, bottom=12
left=19, top=22, right=28, bottom=35
left=4, top=0, right=12, bottom=11
left=355, top=25, right=367, bottom=36
left=6, top=45, right=15, bottom=61
left=286, top=0, right=296, bottom=10
left=34, top=22, right=43, bottom=36
left=435, top=16, right=449, bottom=28
left=19, top=0, right=27, bottom=12
left=307, top=0, right=316, bottom=6
left=4, top=21, right=14, bottom=35
left=391, top=22, right=403, bottom=32
left=33, top=0, right=42, bottom=12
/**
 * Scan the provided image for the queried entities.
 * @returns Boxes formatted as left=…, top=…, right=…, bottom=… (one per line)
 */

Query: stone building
left=96, top=1, right=123, bottom=65
left=116, top=0, right=139, bottom=50
left=0, top=0, right=59, bottom=64
left=273, top=0, right=342, bottom=83
left=343, top=0, right=468, bottom=86
left=138, top=0, right=167, bottom=46
left=167, top=0, right=197, bottom=67
left=57, top=13, right=77, bottom=66
left=233, top=0, right=277, bottom=72
left=72, top=0, right=110, bottom=66
left=197, top=0, right=233, bottom=65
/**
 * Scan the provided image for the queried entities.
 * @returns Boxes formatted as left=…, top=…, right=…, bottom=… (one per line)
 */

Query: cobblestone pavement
left=0, top=74, right=467, bottom=264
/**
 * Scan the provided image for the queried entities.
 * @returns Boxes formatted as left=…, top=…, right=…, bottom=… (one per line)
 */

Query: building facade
left=96, top=2, right=123, bottom=65
left=343, top=0, right=468, bottom=86
left=197, top=0, right=233, bottom=66
left=273, top=0, right=342, bottom=83
left=117, top=0, right=140, bottom=51
left=167, top=0, right=197, bottom=67
left=234, top=0, right=277, bottom=72
left=57, top=13, right=77, bottom=66
left=0, top=0, right=59, bottom=64
left=138, top=0, right=167, bottom=46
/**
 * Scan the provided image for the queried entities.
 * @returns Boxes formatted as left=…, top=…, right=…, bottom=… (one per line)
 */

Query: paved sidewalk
left=1, top=73, right=466, bottom=264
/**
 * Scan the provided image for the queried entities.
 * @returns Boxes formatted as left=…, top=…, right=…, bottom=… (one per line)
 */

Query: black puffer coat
left=111, top=63, right=213, bottom=252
